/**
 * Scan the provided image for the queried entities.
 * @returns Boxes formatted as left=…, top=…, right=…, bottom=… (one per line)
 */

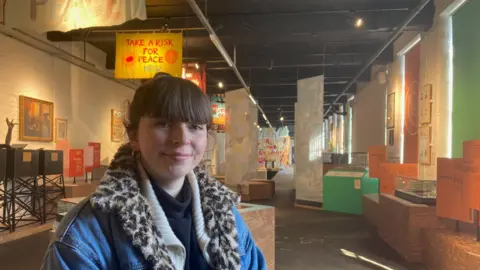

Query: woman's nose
left=169, top=125, right=190, bottom=145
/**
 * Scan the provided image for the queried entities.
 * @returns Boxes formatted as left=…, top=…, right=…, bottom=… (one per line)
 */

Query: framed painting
left=419, top=84, right=433, bottom=125
left=419, top=126, right=432, bottom=165
left=55, top=118, right=68, bottom=141
left=111, top=109, right=124, bottom=142
left=19, top=95, right=54, bottom=142
left=387, top=93, right=395, bottom=128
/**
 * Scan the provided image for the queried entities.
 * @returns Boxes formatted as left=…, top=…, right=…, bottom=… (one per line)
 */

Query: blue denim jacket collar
left=90, top=144, right=242, bottom=270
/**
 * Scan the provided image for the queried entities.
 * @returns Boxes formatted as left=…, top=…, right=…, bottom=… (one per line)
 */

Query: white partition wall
left=294, top=75, right=324, bottom=207
left=225, top=89, right=259, bottom=186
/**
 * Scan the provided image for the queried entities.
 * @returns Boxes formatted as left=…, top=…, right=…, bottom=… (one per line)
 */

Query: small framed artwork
left=111, top=109, right=124, bottom=142
left=387, top=93, right=395, bottom=128
left=419, top=84, right=433, bottom=125
left=388, top=129, right=395, bottom=146
left=55, top=118, right=68, bottom=141
left=19, top=95, right=54, bottom=142
left=419, top=126, right=432, bottom=165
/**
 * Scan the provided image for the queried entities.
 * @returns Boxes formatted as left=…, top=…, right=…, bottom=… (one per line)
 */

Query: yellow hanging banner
left=114, top=32, right=183, bottom=79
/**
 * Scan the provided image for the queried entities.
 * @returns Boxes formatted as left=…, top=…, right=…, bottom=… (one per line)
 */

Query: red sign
left=88, top=142, right=102, bottom=168
left=69, top=149, right=84, bottom=177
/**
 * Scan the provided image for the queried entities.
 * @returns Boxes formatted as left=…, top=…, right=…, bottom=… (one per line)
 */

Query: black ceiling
left=46, top=0, right=435, bottom=133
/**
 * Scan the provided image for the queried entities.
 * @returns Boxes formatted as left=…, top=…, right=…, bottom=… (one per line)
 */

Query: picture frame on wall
left=19, top=95, right=54, bottom=142
left=111, top=109, right=124, bottom=142
left=419, top=126, right=432, bottom=165
left=387, top=93, right=395, bottom=128
left=419, top=84, right=433, bottom=125
left=55, top=118, right=68, bottom=141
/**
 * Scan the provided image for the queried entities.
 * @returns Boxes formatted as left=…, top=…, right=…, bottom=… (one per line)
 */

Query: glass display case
left=394, top=176, right=437, bottom=205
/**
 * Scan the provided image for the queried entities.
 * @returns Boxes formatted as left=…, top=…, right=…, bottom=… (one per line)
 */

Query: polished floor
left=0, top=168, right=425, bottom=270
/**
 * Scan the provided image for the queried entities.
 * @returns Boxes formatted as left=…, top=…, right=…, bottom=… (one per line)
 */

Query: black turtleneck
left=150, top=178, right=211, bottom=270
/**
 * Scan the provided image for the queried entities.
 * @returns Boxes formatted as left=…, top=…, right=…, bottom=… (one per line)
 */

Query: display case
left=350, top=152, right=368, bottom=168
left=394, top=176, right=436, bottom=205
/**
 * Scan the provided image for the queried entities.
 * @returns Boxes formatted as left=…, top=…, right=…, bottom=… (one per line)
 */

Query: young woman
left=43, top=73, right=267, bottom=270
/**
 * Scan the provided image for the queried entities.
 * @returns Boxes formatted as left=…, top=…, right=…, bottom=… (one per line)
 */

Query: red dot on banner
left=125, top=56, right=134, bottom=62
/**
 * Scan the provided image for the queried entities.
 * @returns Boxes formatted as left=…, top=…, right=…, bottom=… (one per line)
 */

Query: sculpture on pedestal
left=4, top=118, right=17, bottom=147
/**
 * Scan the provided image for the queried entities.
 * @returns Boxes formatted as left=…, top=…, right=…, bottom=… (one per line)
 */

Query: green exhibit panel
left=452, top=0, right=480, bottom=158
left=323, top=168, right=379, bottom=215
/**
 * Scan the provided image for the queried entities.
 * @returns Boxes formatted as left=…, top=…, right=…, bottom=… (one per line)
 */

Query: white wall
left=351, top=78, right=387, bottom=153
left=0, top=34, right=134, bottom=167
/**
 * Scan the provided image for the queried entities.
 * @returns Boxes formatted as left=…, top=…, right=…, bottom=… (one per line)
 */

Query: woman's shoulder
left=52, top=197, right=111, bottom=245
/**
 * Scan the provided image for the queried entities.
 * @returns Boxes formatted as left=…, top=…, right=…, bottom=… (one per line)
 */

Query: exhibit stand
left=0, top=148, right=65, bottom=232
left=323, top=166, right=378, bottom=215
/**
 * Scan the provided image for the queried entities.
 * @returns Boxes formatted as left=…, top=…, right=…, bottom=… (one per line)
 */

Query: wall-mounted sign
left=115, top=33, right=183, bottom=79
left=211, top=95, right=225, bottom=132
left=69, top=149, right=84, bottom=177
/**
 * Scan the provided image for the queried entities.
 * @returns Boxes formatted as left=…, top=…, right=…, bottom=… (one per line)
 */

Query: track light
left=355, top=18, right=364, bottom=28
left=280, top=116, right=284, bottom=121
left=218, top=82, right=224, bottom=89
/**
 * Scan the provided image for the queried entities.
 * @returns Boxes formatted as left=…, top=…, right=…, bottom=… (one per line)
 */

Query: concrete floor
left=267, top=168, right=425, bottom=270
left=0, top=168, right=426, bottom=270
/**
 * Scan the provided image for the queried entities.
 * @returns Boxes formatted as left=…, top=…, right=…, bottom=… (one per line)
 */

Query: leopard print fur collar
left=90, top=144, right=241, bottom=270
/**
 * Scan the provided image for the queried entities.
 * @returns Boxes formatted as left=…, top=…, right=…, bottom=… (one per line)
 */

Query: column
left=225, top=89, right=258, bottom=186
left=295, top=75, right=324, bottom=207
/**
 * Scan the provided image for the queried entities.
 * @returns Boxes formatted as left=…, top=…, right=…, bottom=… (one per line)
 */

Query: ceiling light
left=280, top=116, right=284, bottom=121
left=185, top=73, right=193, bottom=78
left=218, top=82, right=224, bottom=88
left=355, top=18, right=364, bottom=28
left=195, top=63, right=200, bottom=69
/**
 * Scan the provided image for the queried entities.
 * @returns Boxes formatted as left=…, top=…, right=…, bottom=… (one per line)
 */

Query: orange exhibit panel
left=463, top=140, right=480, bottom=211
left=436, top=158, right=472, bottom=223
left=368, top=145, right=387, bottom=178
left=379, top=163, right=418, bottom=195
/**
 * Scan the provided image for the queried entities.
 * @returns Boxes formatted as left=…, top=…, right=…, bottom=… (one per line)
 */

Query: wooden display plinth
left=422, top=228, right=480, bottom=270
left=363, top=194, right=380, bottom=227
left=378, top=194, right=439, bottom=263
left=240, top=180, right=275, bottom=202
left=64, top=182, right=99, bottom=198
left=239, top=203, right=275, bottom=270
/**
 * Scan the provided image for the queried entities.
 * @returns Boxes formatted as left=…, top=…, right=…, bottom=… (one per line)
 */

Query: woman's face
left=132, top=117, right=208, bottom=181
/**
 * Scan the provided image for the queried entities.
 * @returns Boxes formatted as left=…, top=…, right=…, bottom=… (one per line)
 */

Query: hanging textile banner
left=115, top=32, right=183, bottom=79
left=182, top=63, right=207, bottom=93
left=211, top=95, right=226, bottom=132
left=30, top=0, right=147, bottom=33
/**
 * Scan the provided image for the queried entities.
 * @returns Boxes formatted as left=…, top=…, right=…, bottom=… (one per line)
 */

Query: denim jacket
left=42, top=144, right=267, bottom=270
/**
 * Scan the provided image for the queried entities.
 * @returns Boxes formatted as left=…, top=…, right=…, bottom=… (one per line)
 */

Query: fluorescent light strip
left=442, top=0, right=467, bottom=16
left=400, top=57, right=406, bottom=164
left=397, top=34, right=422, bottom=56
left=348, top=105, right=353, bottom=164
left=249, top=94, right=257, bottom=105
left=447, top=16, right=454, bottom=158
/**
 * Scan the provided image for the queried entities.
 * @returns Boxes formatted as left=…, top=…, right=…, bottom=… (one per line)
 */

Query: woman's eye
left=154, top=122, right=169, bottom=128
left=189, top=124, right=204, bottom=130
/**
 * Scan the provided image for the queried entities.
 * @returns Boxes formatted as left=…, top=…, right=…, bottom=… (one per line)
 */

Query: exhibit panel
left=225, top=89, right=259, bottom=186
left=294, top=75, right=324, bottom=206
left=452, top=0, right=480, bottom=158
left=403, top=43, right=421, bottom=164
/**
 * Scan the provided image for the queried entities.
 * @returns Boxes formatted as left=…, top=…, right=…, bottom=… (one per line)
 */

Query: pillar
left=295, top=75, right=324, bottom=207
left=225, top=89, right=258, bottom=186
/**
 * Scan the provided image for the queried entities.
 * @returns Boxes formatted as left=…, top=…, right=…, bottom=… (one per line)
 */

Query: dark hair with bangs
left=125, top=72, right=212, bottom=132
